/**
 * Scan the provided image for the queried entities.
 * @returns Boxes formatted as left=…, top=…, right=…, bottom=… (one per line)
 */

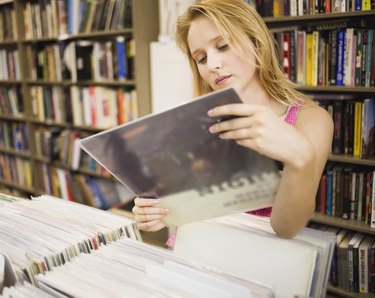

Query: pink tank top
left=166, top=105, right=301, bottom=247
left=248, top=104, right=300, bottom=217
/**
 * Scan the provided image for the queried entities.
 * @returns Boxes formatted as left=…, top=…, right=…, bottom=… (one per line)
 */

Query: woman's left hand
left=208, top=103, right=311, bottom=166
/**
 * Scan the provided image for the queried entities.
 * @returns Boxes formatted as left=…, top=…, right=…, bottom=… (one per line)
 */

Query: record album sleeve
left=80, top=88, right=281, bottom=226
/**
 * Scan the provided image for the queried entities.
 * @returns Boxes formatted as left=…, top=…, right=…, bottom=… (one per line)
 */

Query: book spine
left=353, top=102, right=362, bottom=158
left=365, top=29, right=373, bottom=87
left=116, top=36, right=127, bottom=80
left=329, top=30, right=338, bottom=85
left=332, top=101, right=345, bottom=154
left=355, top=29, right=363, bottom=86
left=361, top=30, right=369, bottom=86
left=336, top=28, right=346, bottom=86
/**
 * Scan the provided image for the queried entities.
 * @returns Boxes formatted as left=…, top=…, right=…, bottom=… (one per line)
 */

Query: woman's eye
left=218, top=44, right=229, bottom=51
left=197, top=56, right=207, bottom=64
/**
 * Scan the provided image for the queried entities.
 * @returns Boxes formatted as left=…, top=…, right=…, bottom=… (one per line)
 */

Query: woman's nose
left=207, top=54, right=222, bottom=71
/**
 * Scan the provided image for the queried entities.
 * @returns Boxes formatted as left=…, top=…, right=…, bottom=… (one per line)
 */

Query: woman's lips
left=215, top=75, right=231, bottom=85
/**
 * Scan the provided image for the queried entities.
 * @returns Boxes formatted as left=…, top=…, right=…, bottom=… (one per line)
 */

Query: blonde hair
left=175, top=0, right=311, bottom=106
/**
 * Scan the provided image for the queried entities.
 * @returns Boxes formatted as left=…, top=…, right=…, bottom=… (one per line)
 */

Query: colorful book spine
left=365, top=29, right=373, bottom=87
left=353, top=102, right=363, bottom=158
left=336, top=28, right=346, bottom=86
left=116, top=36, right=127, bottom=80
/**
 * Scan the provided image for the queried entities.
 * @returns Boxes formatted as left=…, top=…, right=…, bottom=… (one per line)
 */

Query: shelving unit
left=260, top=6, right=375, bottom=298
left=0, top=0, right=158, bottom=204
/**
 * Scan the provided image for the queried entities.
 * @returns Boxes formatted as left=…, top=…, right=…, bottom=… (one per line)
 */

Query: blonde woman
left=133, top=0, right=333, bottom=239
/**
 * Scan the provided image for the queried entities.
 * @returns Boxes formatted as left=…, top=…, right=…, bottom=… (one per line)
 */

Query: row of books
left=22, top=0, right=132, bottom=39
left=0, top=3, right=16, bottom=41
left=25, top=37, right=135, bottom=82
left=252, top=0, right=374, bottom=17
left=0, top=86, right=23, bottom=117
left=0, top=48, right=20, bottom=80
left=30, top=85, right=138, bottom=129
left=0, top=154, right=32, bottom=188
left=70, top=86, right=138, bottom=129
left=0, top=121, right=29, bottom=153
left=316, top=165, right=374, bottom=225
left=309, top=223, right=375, bottom=293
left=34, top=165, right=125, bottom=210
left=34, top=127, right=86, bottom=170
left=33, top=127, right=108, bottom=177
left=319, top=98, right=375, bottom=159
left=273, top=28, right=375, bottom=87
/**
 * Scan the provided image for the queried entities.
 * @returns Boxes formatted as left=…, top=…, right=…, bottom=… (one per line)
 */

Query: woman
left=132, top=0, right=333, bottom=239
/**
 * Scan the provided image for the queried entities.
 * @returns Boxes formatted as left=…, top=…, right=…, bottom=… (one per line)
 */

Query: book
left=80, top=88, right=281, bottom=226
left=361, top=98, right=375, bottom=159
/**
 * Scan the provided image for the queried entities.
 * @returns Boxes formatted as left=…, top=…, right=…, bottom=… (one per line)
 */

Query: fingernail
left=209, top=126, right=215, bottom=133
left=165, top=208, right=170, bottom=214
left=207, top=109, right=213, bottom=116
left=153, top=199, right=159, bottom=204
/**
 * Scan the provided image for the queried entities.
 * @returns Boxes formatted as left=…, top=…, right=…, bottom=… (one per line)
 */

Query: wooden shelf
left=328, top=154, right=375, bottom=166
left=296, top=86, right=375, bottom=94
left=29, top=118, right=103, bottom=133
left=264, top=10, right=375, bottom=25
left=327, top=284, right=375, bottom=298
left=19, top=29, right=134, bottom=43
left=0, top=40, right=17, bottom=45
left=0, top=179, right=35, bottom=193
left=0, top=148, right=30, bottom=158
left=0, top=80, right=21, bottom=85
left=311, top=213, right=375, bottom=235
left=0, top=114, right=26, bottom=121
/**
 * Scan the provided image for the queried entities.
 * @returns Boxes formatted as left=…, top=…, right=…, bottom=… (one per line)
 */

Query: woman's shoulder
left=299, top=103, right=332, bottom=123
left=296, top=103, right=334, bottom=136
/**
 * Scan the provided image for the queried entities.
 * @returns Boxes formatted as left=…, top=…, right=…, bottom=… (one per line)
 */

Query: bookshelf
left=256, top=3, right=375, bottom=298
left=0, top=0, right=159, bottom=205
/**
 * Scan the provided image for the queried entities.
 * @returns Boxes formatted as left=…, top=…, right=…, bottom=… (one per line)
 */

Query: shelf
left=311, top=213, right=375, bottom=235
left=33, top=156, right=113, bottom=180
left=0, top=80, right=21, bottom=85
left=0, top=179, right=35, bottom=193
left=0, top=0, right=13, bottom=4
left=75, top=80, right=136, bottom=87
left=327, top=284, right=375, bottom=298
left=0, top=114, right=26, bottom=121
left=0, top=148, right=30, bottom=158
left=23, top=80, right=72, bottom=86
left=29, top=119, right=103, bottom=133
left=264, top=10, right=375, bottom=25
left=328, top=154, right=375, bottom=166
left=23, top=79, right=135, bottom=87
left=20, top=29, right=134, bottom=43
left=296, top=86, right=375, bottom=94
left=0, top=40, right=17, bottom=46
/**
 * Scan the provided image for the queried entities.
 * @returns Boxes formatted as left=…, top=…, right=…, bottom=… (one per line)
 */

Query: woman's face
left=187, top=16, right=258, bottom=98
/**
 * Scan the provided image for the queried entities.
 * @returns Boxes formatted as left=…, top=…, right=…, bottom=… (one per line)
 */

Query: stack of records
left=0, top=193, right=274, bottom=297
left=173, top=213, right=336, bottom=298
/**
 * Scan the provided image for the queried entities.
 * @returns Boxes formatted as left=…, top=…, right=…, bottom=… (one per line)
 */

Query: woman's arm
left=208, top=103, right=334, bottom=238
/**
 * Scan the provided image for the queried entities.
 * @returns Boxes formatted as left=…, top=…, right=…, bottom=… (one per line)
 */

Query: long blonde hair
left=175, top=0, right=311, bottom=106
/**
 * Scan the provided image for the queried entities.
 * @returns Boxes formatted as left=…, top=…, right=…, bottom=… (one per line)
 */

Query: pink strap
left=284, top=105, right=300, bottom=126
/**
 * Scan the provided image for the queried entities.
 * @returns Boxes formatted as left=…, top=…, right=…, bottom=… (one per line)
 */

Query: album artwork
left=80, top=88, right=280, bottom=225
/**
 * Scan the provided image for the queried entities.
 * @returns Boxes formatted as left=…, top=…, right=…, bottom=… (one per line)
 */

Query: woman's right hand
left=132, top=197, right=170, bottom=232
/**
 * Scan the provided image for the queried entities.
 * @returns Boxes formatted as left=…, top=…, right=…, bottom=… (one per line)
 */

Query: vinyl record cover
left=80, top=88, right=280, bottom=225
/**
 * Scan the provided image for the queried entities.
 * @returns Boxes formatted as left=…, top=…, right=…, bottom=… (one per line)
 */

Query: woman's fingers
left=134, top=197, right=159, bottom=207
left=208, top=103, right=254, bottom=117
left=132, top=197, right=170, bottom=232
left=136, top=219, right=167, bottom=232
left=132, top=204, right=169, bottom=216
